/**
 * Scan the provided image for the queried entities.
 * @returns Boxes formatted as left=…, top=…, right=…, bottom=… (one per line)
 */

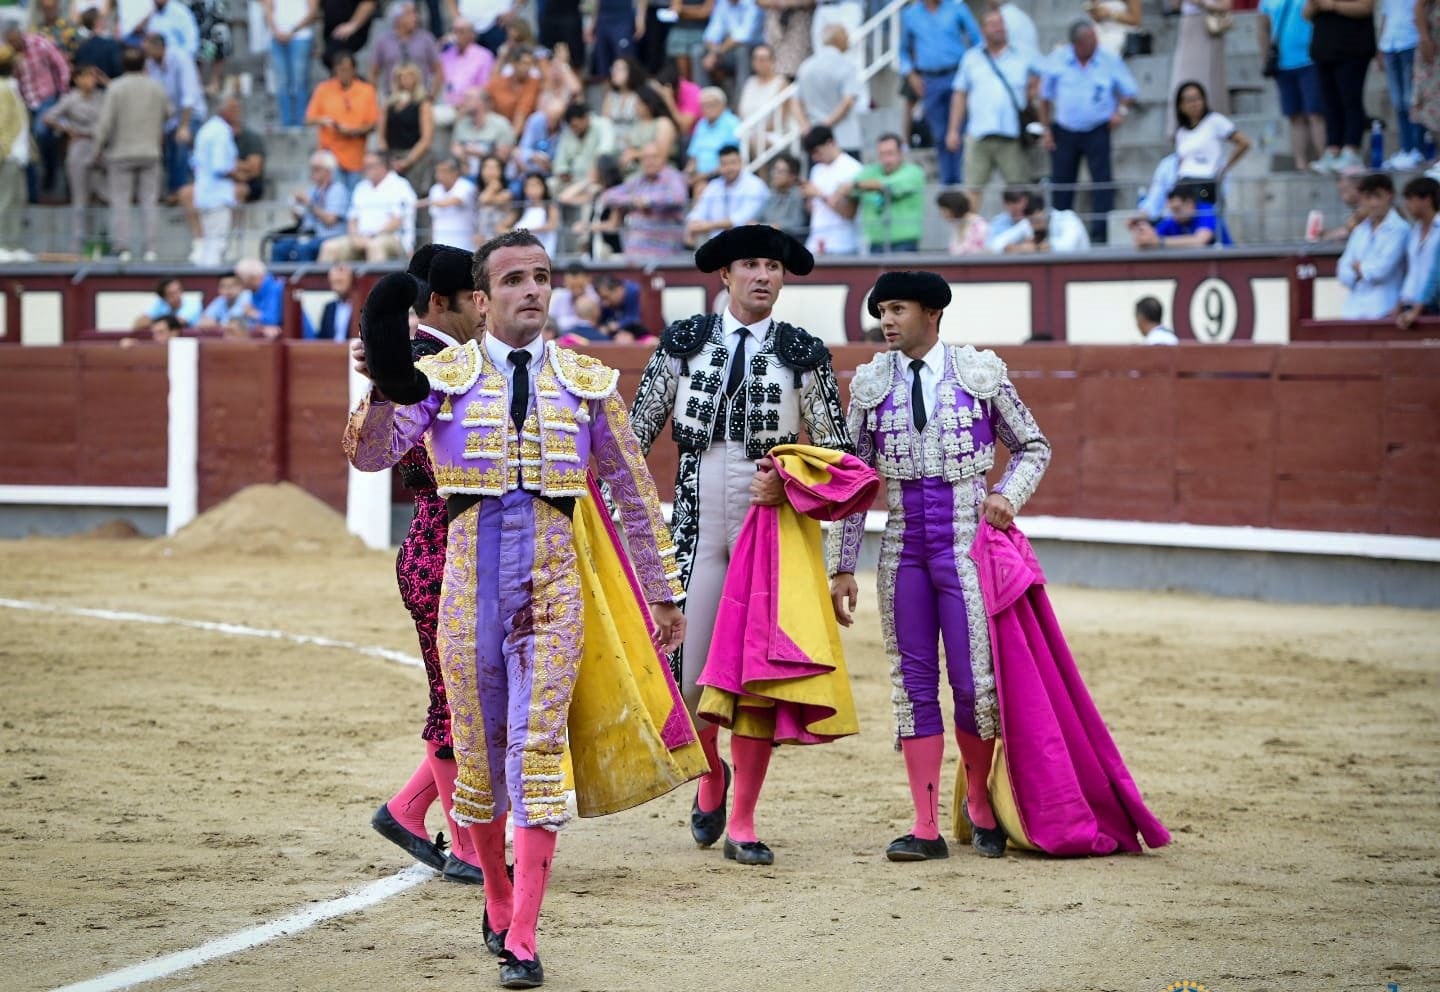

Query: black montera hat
left=427, top=245, right=476, bottom=298
left=866, top=271, right=953, bottom=317
left=694, top=224, right=815, bottom=276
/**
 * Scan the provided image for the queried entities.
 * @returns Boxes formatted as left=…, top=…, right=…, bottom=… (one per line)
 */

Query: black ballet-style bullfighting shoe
left=370, top=803, right=447, bottom=871
left=885, top=833, right=951, bottom=862
left=499, top=950, right=544, bottom=989
left=690, top=759, right=731, bottom=849
left=441, top=853, right=484, bottom=884
left=484, top=918, right=506, bottom=957
left=961, top=800, right=1008, bottom=859
left=722, top=836, right=775, bottom=866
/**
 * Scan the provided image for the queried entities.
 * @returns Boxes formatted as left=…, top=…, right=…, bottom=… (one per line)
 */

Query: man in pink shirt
left=440, top=19, right=494, bottom=109
left=1, top=19, right=69, bottom=199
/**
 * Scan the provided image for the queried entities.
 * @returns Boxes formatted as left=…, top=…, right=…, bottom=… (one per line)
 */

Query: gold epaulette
left=416, top=339, right=482, bottom=394
left=549, top=345, right=620, bottom=400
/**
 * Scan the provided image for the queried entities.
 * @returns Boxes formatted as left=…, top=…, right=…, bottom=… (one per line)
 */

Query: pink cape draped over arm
left=971, top=520, right=1171, bottom=856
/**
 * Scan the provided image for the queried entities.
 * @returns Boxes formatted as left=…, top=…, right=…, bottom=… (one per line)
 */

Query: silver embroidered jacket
left=827, top=344, right=1051, bottom=577
left=630, top=312, right=852, bottom=595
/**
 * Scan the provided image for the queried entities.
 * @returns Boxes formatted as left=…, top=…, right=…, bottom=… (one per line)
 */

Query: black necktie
left=509, top=349, right=530, bottom=433
left=910, top=359, right=927, bottom=430
left=725, top=327, right=750, bottom=397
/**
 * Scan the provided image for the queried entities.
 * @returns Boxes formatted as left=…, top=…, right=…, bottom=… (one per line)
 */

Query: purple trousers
left=877, top=476, right=998, bottom=741
left=441, top=489, right=581, bottom=829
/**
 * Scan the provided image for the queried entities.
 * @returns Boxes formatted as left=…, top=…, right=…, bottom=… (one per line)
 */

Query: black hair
left=802, top=125, right=835, bottom=153
left=635, top=84, right=673, bottom=126
left=155, top=277, right=181, bottom=297
left=936, top=190, right=971, bottom=217
left=1023, top=193, right=1046, bottom=216
left=1358, top=172, right=1395, bottom=196
left=519, top=170, right=552, bottom=201
left=770, top=152, right=800, bottom=176
left=1167, top=182, right=1205, bottom=203
left=472, top=230, right=547, bottom=293
left=563, top=100, right=590, bottom=123
left=876, top=132, right=904, bottom=151
left=718, top=144, right=742, bottom=159
left=1174, top=80, right=1210, bottom=133
left=611, top=55, right=648, bottom=91
left=1135, top=296, right=1164, bottom=324
left=1402, top=175, right=1440, bottom=209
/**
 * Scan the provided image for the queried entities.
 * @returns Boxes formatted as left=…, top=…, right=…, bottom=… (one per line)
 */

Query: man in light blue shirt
left=1338, top=173, right=1410, bottom=319
left=143, top=32, right=205, bottom=194
left=138, top=0, right=199, bottom=59
left=684, top=144, right=770, bottom=245
left=899, top=0, right=981, bottom=185
left=1039, top=19, right=1137, bottom=244
left=699, top=0, right=762, bottom=92
left=687, top=87, right=741, bottom=176
left=189, top=96, right=240, bottom=267
left=294, top=150, right=351, bottom=241
left=948, top=11, right=1038, bottom=202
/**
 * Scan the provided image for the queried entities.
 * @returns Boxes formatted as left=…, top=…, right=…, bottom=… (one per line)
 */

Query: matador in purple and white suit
left=828, top=282, right=1049, bottom=861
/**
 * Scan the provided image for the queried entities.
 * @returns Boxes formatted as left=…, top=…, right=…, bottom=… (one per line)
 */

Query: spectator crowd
left=0, top=0, right=1436, bottom=320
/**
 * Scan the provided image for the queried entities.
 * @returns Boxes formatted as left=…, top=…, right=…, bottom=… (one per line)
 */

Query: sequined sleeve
left=801, top=357, right=855, bottom=455
left=989, top=377, right=1050, bottom=512
left=826, top=396, right=873, bottom=577
left=342, top=387, right=443, bottom=472
left=627, top=347, right=681, bottom=456
left=590, top=391, right=686, bottom=604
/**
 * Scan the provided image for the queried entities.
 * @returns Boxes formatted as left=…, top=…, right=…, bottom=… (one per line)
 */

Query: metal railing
left=734, top=0, right=908, bottom=176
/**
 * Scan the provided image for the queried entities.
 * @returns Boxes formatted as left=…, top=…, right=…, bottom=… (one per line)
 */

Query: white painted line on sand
left=0, top=598, right=423, bottom=669
left=50, top=865, right=435, bottom=992
left=0, top=597, right=434, bottom=990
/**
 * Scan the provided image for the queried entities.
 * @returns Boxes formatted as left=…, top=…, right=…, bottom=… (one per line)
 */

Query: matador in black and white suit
left=628, top=225, right=851, bottom=865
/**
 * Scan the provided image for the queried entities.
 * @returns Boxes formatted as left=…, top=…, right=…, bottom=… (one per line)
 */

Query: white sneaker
left=142, top=250, right=158, bottom=262
left=10, top=249, right=35, bottom=262
left=1428, top=162, right=1440, bottom=181
left=1384, top=149, right=1424, bottom=171
left=0, top=248, right=14, bottom=262
left=117, top=249, right=133, bottom=263
left=1334, top=148, right=1365, bottom=173
left=1309, top=150, right=1339, bottom=174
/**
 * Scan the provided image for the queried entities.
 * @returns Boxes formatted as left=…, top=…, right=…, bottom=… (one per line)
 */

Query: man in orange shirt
left=306, top=50, right=378, bottom=189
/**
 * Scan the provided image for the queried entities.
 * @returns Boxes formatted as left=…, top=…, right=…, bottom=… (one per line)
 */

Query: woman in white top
left=1173, top=80, right=1251, bottom=200
left=1168, top=0, right=1232, bottom=132
left=264, top=0, right=320, bottom=128
left=1087, top=0, right=1142, bottom=57
left=509, top=170, right=560, bottom=258
left=736, top=43, right=788, bottom=158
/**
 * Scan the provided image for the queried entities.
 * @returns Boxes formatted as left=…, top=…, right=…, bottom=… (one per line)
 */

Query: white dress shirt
left=720, top=307, right=772, bottom=389
left=987, top=209, right=1092, bottom=254
left=1338, top=209, right=1410, bottom=319
left=1143, top=326, right=1179, bottom=345
left=906, top=340, right=945, bottom=429
left=483, top=332, right=547, bottom=415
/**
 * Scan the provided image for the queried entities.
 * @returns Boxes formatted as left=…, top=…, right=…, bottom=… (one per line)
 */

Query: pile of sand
left=162, top=483, right=367, bottom=557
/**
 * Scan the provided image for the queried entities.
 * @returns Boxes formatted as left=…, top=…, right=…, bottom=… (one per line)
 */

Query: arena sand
left=0, top=486, right=1437, bottom=992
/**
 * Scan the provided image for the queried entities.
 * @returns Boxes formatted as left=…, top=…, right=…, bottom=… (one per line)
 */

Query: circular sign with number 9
left=1188, top=277, right=1238, bottom=343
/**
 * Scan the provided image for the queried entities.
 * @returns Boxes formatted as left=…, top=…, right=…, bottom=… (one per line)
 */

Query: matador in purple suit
left=344, top=231, right=687, bottom=991
left=828, top=271, right=1050, bottom=863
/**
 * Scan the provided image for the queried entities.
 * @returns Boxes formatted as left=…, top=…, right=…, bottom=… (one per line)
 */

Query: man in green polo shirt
left=842, top=132, right=927, bottom=253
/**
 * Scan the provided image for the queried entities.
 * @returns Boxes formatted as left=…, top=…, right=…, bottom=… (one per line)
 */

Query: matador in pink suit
left=368, top=245, right=492, bottom=886
left=344, top=231, right=689, bottom=990
left=828, top=271, right=1051, bottom=862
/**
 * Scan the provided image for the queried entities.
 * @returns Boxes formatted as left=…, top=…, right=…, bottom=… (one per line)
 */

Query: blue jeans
left=1383, top=48, right=1421, bottom=154
left=920, top=70, right=962, bottom=185
left=164, top=128, right=194, bottom=193
left=27, top=95, right=60, bottom=200
left=271, top=35, right=314, bottom=128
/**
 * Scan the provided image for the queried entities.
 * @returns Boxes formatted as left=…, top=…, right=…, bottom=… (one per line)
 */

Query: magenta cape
left=696, top=445, right=879, bottom=744
left=972, top=520, right=1171, bottom=856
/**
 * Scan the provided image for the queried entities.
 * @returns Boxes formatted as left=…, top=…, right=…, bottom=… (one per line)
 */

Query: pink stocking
left=696, top=723, right=726, bottom=812
left=425, top=742, right=476, bottom=864
left=386, top=757, right=437, bottom=838
left=900, top=734, right=945, bottom=841
left=954, top=729, right=997, bottom=830
left=467, top=817, right=513, bottom=932
left=504, top=826, right=557, bottom=960
left=727, top=734, right=773, bottom=844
